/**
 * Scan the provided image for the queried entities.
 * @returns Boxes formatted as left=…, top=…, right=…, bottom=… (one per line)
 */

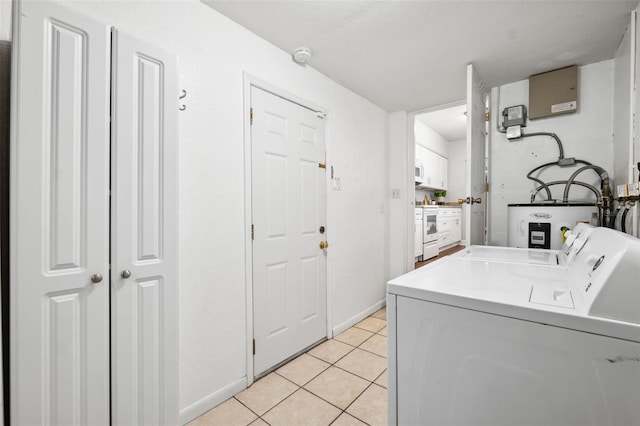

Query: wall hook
left=179, top=89, right=187, bottom=111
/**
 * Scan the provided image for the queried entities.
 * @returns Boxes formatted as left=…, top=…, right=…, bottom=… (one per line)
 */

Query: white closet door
left=10, top=2, right=111, bottom=425
left=111, top=30, right=179, bottom=426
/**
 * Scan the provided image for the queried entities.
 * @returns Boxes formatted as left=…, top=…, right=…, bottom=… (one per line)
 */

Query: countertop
left=415, top=202, right=462, bottom=207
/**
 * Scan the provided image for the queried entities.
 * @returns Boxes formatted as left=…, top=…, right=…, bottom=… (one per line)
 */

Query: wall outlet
left=391, top=188, right=400, bottom=199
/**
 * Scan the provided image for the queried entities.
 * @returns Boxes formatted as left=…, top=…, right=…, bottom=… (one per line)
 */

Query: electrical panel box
left=529, top=65, right=578, bottom=119
left=502, top=105, right=527, bottom=127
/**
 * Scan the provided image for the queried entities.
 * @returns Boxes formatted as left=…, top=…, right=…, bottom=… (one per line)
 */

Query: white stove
left=388, top=224, right=640, bottom=426
left=422, top=206, right=439, bottom=260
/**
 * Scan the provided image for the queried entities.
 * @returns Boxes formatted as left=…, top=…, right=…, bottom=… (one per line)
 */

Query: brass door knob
left=319, top=241, right=329, bottom=249
left=458, top=197, right=482, bottom=205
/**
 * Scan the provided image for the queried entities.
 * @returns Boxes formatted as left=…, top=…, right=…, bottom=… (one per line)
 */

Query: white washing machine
left=507, top=203, right=598, bottom=249
left=388, top=225, right=640, bottom=426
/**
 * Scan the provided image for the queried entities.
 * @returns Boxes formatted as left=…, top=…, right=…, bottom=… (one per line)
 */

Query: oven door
left=423, top=211, right=438, bottom=243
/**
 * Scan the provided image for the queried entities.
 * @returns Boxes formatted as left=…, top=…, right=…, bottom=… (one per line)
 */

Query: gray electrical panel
left=529, top=65, right=578, bottom=119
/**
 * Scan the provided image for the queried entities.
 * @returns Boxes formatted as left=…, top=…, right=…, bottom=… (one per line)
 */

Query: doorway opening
left=411, top=103, right=467, bottom=268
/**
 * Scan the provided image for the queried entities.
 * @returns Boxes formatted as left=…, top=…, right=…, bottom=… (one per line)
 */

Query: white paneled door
left=464, top=64, right=489, bottom=245
left=10, top=3, right=177, bottom=425
left=251, top=87, right=327, bottom=376
left=110, top=30, right=178, bottom=426
left=10, top=3, right=111, bottom=424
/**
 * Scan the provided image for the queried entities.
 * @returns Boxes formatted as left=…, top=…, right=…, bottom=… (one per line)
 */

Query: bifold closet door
left=110, top=30, right=178, bottom=426
left=10, top=2, right=111, bottom=425
left=11, top=2, right=178, bottom=425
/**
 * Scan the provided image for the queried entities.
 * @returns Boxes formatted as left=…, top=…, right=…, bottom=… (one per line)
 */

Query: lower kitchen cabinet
left=438, top=208, right=462, bottom=251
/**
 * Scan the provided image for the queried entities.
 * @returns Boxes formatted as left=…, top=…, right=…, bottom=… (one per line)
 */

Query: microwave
left=415, top=161, right=424, bottom=184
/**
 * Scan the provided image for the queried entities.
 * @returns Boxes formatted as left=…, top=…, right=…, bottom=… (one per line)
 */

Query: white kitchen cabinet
left=416, top=145, right=448, bottom=191
left=11, top=3, right=178, bottom=424
left=439, top=155, right=448, bottom=191
left=452, top=213, right=462, bottom=243
left=438, top=208, right=462, bottom=250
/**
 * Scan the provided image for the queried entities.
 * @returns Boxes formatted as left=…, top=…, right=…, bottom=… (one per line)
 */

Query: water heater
left=507, top=203, right=598, bottom=249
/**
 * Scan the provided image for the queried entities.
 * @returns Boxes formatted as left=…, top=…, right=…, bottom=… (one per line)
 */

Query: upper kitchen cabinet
left=416, top=144, right=448, bottom=191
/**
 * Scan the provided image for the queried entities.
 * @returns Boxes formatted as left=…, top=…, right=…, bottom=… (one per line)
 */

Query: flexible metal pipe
left=562, top=165, right=609, bottom=202
left=530, top=180, right=601, bottom=204
left=563, top=165, right=612, bottom=226
left=526, top=162, right=556, bottom=200
left=526, top=160, right=592, bottom=201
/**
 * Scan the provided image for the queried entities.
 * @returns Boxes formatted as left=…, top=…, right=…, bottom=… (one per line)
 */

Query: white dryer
left=388, top=224, right=640, bottom=426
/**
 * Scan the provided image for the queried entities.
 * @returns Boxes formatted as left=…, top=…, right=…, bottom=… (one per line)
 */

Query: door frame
left=242, top=74, right=331, bottom=385
left=407, top=99, right=468, bottom=264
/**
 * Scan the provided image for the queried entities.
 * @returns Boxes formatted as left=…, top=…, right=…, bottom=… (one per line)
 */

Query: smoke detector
left=292, top=47, right=312, bottom=64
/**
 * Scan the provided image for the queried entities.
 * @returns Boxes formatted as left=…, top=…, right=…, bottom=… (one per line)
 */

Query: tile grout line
left=235, top=372, right=302, bottom=422
left=331, top=362, right=384, bottom=385
left=263, top=386, right=344, bottom=426
left=232, top=396, right=264, bottom=421
left=340, top=380, right=379, bottom=426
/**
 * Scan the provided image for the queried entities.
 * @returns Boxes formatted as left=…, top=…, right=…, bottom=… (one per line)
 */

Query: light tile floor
left=189, top=307, right=388, bottom=426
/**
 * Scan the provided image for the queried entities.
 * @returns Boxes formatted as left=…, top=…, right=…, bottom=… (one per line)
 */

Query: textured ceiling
left=203, top=0, right=638, bottom=113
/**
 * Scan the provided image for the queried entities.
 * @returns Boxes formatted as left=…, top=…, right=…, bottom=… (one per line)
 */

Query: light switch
left=332, top=178, right=341, bottom=191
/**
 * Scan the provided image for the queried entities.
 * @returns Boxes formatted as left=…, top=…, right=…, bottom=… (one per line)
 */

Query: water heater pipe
left=563, top=165, right=612, bottom=225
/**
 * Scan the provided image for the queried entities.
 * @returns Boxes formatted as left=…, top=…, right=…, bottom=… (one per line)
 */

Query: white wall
left=414, top=119, right=449, bottom=157
left=446, top=139, right=466, bottom=202
left=388, top=111, right=411, bottom=279
left=489, top=61, right=615, bottom=246
left=10, top=0, right=389, bottom=422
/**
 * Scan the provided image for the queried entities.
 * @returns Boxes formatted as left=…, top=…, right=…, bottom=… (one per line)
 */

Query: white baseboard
left=179, top=377, right=247, bottom=425
left=331, top=299, right=386, bottom=337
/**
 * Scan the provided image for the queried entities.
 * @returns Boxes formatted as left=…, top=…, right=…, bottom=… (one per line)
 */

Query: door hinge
left=484, top=182, right=490, bottom=192
left=318, top=163, right=326, bottom=169
left=253, top=339, right=256, bottom=355
left=251, top=224, right=254, bottom=240
left=485, top=111, right=490, bottom=122
left=250, top=107, right=253, bottom=125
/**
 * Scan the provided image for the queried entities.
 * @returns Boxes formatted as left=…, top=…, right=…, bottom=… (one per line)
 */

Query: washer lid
left=387, top=257, right=640, bottom=342
left=457, top=245, right=561, bottom=266
left=530, top=286, right=574, bottom=309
